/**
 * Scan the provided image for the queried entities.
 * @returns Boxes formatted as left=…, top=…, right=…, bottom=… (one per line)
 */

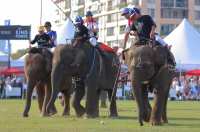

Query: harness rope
left=72, top=48, right=96, bottom=87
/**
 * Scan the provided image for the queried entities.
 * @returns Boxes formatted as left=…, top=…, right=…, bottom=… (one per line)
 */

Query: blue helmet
left=85, top=11, right=93, bottom=16
left=133, top=7, right=140, bottom=13
left=121, top=7, right=130, bottom=16
left=129, top=9, right=136, bottom=18
left=74, top=16, right=83, bottom=24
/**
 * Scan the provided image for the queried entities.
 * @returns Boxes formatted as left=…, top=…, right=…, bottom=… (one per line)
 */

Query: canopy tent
left=0, top=51, right=12, bottom=62
left=10, top=53, right=27, bottom=67
left=164, top=19, right=200, bottom=70
left=185, top=69, right=200, bottom=76
left=56, top=19, right=75, bottom=45
left=0, top=67, right=24, bottom=74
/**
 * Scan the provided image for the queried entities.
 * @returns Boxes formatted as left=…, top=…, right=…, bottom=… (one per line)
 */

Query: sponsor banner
left=0, top=26, right=30, bottom=40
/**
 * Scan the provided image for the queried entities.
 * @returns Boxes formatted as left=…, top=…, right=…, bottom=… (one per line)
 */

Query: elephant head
left=46, top=44, right=88, bottom=113
left=23, top=53, right=51, bottom=117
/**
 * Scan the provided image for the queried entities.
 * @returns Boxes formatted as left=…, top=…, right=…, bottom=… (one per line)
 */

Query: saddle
left=28, top=47, right=53, bottom=62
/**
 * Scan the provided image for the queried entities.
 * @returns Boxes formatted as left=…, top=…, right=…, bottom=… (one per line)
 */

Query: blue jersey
left=45, top=30, right=57, bottom=47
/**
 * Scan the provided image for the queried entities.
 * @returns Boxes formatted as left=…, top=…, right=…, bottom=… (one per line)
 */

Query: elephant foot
left=83, top=115, right=95, bottom=119
left=140, top=122, right=144, bottom=126
left=110, top=113, right=118, bottom=117
left=40, top=112, right=51, bottom=117
left=23, top=113, right=28, bottom=117
left=50, top=111, right=57, bottom=115
left=142, top=112, right=151, bottom=123
left=161, top=119, right=169, bottom=124
left=149, top=121, right=162, bottom=126
left=60, top=112, right=70, bottom=116
left=100, top=105, right=107, bottom=108
left=76, top=108, right=85, bottom=117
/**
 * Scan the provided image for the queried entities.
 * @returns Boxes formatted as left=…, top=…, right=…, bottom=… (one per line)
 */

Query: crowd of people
left=172, top=77, right=200, bottom=101
left=0, top=74, right=27, bottom=99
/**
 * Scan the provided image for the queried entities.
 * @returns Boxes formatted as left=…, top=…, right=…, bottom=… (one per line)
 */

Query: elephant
left=47, top=40, right=120, bottom=118
left=23, top=50, right=72, bottom=117
left=123, top=41, right=175, bottom=126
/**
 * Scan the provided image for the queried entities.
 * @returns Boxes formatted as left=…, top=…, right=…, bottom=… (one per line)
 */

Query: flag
left=124, top=84, right=131, bottom=91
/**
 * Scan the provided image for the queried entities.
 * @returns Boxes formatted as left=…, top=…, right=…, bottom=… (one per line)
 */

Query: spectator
left=182, top=80, right=189, bottom=96
left=12, top=80, right=18, bottom=87
left=172, top=77, right=179, bottom=88
left=196, top=92, right=200, bottom=101
left=22, top=77, right=27, bottom=99
left=6, top=77, right=12, bottom=85
left=0, top=75, right=3, bottom=98
left=176, top=81, right=182, bottom=100
left=11, top=75, right=18, bottom=84
left=186, top=91, right=195, bottom=100
left=189, top=79, right=197, bottom=93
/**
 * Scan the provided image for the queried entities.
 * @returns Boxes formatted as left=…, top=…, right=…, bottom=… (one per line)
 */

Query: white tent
left=164, top=19, right=200, bottom=70
left=0, top=51, right=12, bottom=62
left=57, top=19, right=75, bottom=45
left=10, top=53, right=27, bottom=67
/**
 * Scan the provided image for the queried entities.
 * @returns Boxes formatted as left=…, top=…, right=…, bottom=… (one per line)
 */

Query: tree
left=10, top=49, right=28, bottom=60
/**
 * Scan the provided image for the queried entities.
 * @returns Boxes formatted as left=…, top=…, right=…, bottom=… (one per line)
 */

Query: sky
left=0, top=0, right=58, bottom=53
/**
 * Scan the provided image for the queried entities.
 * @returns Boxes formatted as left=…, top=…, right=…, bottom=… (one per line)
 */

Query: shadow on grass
left=101, top=116, right=138, bottom=120
left=168, top=117, right=200, bottom=121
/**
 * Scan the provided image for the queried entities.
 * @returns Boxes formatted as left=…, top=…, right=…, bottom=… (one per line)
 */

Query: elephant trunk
left=46, top=65, right=62, bottom=113
left=23, top=78, right=37, bottom=117
left=131, top=73, right=144, bottom=126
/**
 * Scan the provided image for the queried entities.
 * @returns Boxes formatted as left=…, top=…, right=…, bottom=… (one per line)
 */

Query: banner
left=4, top=20, right=10, bottom=53
left=0, top=26, right=30, bottom=40
left=6, top=87, right=21, bottom=96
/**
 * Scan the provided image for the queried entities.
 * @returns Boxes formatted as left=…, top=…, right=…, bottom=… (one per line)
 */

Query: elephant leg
left=60, top=90, right=70, bottom=116
left=149, top=85, right=165, bottom=126
left=36, top=83, right=45, bottom=116
left=85, top=82, right=99, bottom=118
left=94, top=89, right=101, bottom=117
left=40, top=82, right=52, bottom=117
left=108, top=88, right=118, bottom=117
left=71, top=85, right=85, bottom=117
left=141, top=84, right=152, bottom=123
left=161, top=87, right=170, bottom=124
left=100, top=91, right=107, bottom=108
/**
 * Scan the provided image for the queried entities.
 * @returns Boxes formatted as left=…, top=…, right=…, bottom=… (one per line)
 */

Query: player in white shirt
left=84, top=11, right=108, bottom=58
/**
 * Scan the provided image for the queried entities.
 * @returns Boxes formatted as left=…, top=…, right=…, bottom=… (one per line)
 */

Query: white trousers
left=155, top=34, right=166, bottom=47
left=90, top=37, right=97, bottom=47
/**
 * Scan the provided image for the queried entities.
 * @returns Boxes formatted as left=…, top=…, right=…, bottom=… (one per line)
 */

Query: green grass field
left=0, top=99, right=199, bottom=132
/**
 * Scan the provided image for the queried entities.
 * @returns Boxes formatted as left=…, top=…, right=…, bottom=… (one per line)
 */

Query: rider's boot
left=95, top=43, right=108, bottom=59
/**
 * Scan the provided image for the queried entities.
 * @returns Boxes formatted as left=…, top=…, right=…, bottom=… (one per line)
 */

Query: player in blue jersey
left=44, top=22, right=57, bottom=49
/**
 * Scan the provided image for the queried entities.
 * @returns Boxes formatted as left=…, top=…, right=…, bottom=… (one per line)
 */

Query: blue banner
left=4, top=20, right=10, bottom=53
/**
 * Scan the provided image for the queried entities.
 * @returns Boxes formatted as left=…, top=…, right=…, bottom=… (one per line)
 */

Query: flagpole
left=40, top=0, right=42, bottom=25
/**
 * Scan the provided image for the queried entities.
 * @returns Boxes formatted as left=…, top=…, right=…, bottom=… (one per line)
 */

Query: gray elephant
left=47, top=40, right=120, bottom=118
left=123, top=41, right=175, bottom=126
left=23, top=50, right=72, bottom=117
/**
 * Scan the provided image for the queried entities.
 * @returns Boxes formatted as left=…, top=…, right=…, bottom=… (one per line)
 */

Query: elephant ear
left=71, top=48, right=87, bottom=66
left=122, top=48, right=130, bottom=66
left=153, top=46, right=168, bottom=65
left=45, top=58, right=52, bottom=73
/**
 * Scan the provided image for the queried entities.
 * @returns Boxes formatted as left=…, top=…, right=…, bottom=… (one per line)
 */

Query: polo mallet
left=105, top=64, right=121, bottom=122
left=51, top=0, right=73, bottom=23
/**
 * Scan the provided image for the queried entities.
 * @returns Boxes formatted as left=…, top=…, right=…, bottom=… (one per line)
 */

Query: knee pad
left=90, top=38, right=97, bottom=47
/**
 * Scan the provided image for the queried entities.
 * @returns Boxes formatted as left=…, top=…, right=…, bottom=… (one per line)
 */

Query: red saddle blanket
left=100, top=43, right=114, bottom=52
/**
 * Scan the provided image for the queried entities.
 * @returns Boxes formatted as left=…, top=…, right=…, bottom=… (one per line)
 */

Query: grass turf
left=0, top=99, right=199, bottom=132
